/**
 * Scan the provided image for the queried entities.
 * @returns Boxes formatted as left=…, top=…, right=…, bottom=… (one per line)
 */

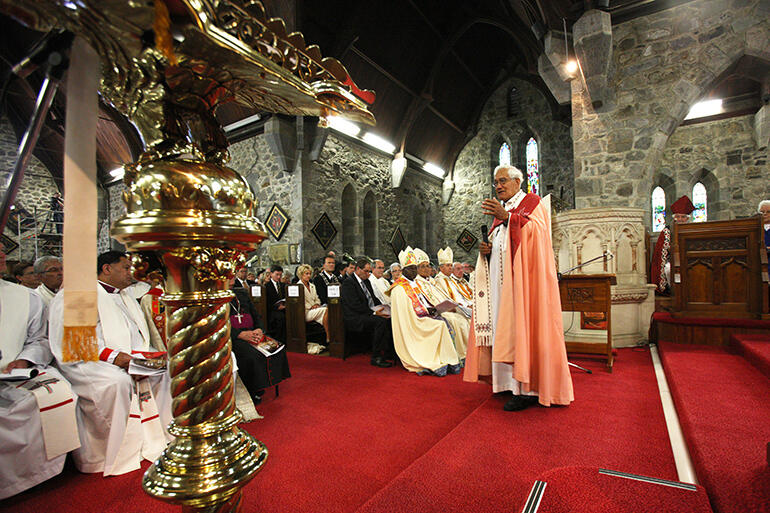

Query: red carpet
left=731, top=334, right=770, bottom=380
left=356, top=348, right=677, bottom=512
left=2, top=349, right=678, bottom=513
left=658, top=342, right=770, bottom=513
left=521, top=466, right=712, bottom=512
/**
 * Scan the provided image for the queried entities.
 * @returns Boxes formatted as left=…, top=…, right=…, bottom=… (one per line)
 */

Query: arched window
left=652, top=186, right=666, bottom=232
left=525, top=137, right=539, bottom=196
left=692, top=182, right=707, bottom=222
left=499, top=142, right=511, bottom=166
left=363, top=191, right=377, bottom=255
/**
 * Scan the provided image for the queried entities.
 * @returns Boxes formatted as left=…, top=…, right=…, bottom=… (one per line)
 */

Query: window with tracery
left=499, top=142, right=511, bottom=166
left=652, top=186, right=666, bottom=232
left=525, top=137, right=539, bottom=195
left=692, top=182, right=707, bottom=222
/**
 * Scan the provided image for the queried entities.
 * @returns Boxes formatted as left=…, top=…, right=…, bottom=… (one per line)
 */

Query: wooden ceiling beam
left=405, top=0, right=485, bottom=91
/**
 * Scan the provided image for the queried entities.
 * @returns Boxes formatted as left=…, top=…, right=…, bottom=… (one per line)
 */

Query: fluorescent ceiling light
left=565, top=60, right=578, bottom=74
left=109, top=167, right=125, bottom=179
left=362, top=132, right=396, bottom=154
left=224, top=113, right=262, bottom=132
left=684, top=99, right=722, bottom=120
left=326, top=116, right=360, bottom=137
left=423, top=162, right=445, bottom=178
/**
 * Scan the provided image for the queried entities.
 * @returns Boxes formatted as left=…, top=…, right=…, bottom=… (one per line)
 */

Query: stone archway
left=341, top=183, right=359, bottom=256
left=363, top=190, right=377, bottom=257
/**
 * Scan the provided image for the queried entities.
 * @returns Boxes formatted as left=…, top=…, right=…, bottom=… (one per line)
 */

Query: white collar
left=323, top=270, right=334, bottom=278
left=503, top=189, right=525, bottom=210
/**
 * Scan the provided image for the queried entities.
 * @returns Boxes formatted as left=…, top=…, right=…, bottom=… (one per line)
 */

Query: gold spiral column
left=112, top=159, right=269, bottom=512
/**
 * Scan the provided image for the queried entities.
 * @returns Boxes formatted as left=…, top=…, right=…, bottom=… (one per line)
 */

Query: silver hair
left=33, top=255, right=61, bottom=274
left=390, top=262, right=401, bottom=272
left=493, top=164, right=524, bottom=182
left=758, top=200, right=770, bottom=213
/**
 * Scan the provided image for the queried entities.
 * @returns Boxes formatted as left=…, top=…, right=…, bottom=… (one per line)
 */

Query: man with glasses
left=464, top=165, right=573, bottom=411
left=12, top=262, right=41, bottom=289
left=33, top=256, right=63, bottom=306
left=340, top=258, right=394, bottom=367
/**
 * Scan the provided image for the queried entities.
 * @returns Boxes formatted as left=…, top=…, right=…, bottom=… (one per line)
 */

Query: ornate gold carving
left=168, top=247, right=246, bottom=283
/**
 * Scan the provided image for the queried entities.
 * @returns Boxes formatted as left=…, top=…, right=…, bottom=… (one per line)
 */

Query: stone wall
left=658, top=114, right=768, bottom=221
left=304, top=134, right=443, bottom=266
left=97, top=181, right=126, bottom=253
left=444, top=76, right=574, bottom=262
left=570, top=0, right=769, bottom=223
left=0, top=117, right=60, bottom=263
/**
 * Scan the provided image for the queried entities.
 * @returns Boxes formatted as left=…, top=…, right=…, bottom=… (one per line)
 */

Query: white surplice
left=33, top=283, right=57, bottom=307
left=0, top=281, right=80, bottom=499
left=49, top=284, right=173, bottom=476
left=368, top=275, right=391, bottom=305
left=488, top=190, right=537, bottom=396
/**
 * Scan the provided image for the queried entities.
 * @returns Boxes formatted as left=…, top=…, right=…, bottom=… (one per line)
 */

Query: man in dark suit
left=233, top=267, right=250, bottom=289
left=340, top=258, right=394, bottom=368
left=264, top=264, right=287, bottom=343
left=313, top=255, right=339, bottom=304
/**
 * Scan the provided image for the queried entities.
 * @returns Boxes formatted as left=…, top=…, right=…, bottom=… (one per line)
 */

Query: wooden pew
left=249, top=284, right=268, bottom=332
left=672, top=217, right=769, bottom=319
left=326, top=284, right=347, bottom=359
left=285, top=284, right=308, bottom=353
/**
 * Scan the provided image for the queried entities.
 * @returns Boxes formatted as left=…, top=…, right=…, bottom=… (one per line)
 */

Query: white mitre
left=398, top=246, right=418, bottom=268
left=437, top=246, right=453, bottom=265
left=413, top=247, right=430, bottom=265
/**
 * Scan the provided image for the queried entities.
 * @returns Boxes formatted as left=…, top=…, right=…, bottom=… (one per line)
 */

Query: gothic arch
left=341, top=183, right=359, bottom=256
left=688, top=167, right=721, bottom=220
left=362, top=189, right=378, bottom=257
left=650, top=173, right=676, bottom=228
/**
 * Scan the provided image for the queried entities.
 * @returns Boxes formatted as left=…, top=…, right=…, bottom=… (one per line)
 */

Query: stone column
left=573, top=9, right=613, bottom=111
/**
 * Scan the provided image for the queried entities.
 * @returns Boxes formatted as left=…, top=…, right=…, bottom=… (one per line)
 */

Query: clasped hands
left=238, top=328, right=264, bottom=344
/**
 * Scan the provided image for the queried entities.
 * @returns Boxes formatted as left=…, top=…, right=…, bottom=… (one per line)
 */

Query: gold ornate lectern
left=0, top=1, right=375, bottom=511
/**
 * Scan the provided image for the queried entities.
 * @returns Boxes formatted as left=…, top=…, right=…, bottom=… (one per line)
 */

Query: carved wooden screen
left=672, top=217, right=768, bottom=319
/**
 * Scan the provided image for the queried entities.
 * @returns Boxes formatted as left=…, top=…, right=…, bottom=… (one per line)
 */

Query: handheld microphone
left=481, top=225, right=490, bottom=261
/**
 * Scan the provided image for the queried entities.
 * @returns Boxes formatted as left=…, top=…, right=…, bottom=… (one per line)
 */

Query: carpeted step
left=516, top=466, right=712, bottom=513
left=730, top=334, right=770, bottom=380
left=658, top=342, right=770, bottom=513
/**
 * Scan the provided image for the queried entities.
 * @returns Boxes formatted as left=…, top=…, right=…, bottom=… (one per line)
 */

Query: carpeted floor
left=658, top=342, right=770, bottom=513
left=2, top=348, right=686, bottom=513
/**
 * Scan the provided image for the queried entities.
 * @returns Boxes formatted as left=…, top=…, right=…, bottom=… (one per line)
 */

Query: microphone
left=481, top=225, right=490, bottom=261
left=10, top=31, right=73, bottom=78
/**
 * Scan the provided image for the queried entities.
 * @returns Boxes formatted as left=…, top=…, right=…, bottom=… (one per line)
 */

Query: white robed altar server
left=412, top=248, right=469, bottom=360
left=0, top=246, right=80, bottom=499
left=49, top=251, right=173, bottom=476
left=387, top=247, right=461, bottom=376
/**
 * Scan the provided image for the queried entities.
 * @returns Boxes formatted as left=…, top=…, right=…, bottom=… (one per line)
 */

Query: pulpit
left=559, top=274, right=617, bottom=371
left=672, top=217, right=769, bottom=319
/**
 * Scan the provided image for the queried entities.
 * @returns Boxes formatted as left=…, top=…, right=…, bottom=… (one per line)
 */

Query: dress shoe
left=370, top=356, right=393, bottom=368
left=503, top=395, right=539, bottom=411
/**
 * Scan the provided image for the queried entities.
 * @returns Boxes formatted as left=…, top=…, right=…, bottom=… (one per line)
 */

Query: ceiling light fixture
left=565, top=60, right=578, bottom=74
left=326, top=116, right=360, bottom=137
left=423, top=162, right=445, bottom=178
left=362, top=133, right=396, bottom=154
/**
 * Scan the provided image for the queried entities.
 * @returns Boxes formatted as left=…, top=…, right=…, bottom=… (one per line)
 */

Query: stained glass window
left=652, top=186, right=666, bottom=232
left=692, top=182, right=707, bottom=222
left=499, top=142, right=511, bottom=166
left=526, top=137, right=539, bottom=196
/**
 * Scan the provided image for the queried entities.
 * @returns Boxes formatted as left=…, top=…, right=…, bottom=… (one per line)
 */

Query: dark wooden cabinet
left=672, top=217, right=768, bottom=319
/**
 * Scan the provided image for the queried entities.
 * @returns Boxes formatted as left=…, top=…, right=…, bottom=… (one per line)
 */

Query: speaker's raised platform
left=651, top=311, right=770, bottom=347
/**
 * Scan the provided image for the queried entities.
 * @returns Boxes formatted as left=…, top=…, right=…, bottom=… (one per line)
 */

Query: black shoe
left=370, top=356, right=393, bottom=368
left=503, top=395, right=539, bottom=412
left=251, top=394, right=263, bottom=405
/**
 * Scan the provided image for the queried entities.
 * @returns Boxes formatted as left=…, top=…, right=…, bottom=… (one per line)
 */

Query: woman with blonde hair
left=296, top=263, right=329, bottom=352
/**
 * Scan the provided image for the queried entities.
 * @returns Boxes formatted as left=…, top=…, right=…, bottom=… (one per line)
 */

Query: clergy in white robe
left=434, top=249, right=473, bottom=311
left=412, top=248, right=469, bottom=361
left=33, top=256, right=63, bottom=307
left=49, top=251, right=173, bottom=476
left=387, top=247, right=460, bottom=376
left=368, top=259, right=391, bottom=305
left=0, top=273, right=80, bottom=499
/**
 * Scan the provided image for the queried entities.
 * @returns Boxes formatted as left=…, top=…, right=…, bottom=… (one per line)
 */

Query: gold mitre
left=437, top=246, right=453, bottom=265
left=413, top=247, right=430, bottom=265
left=399, top=246, right=418, bottom=268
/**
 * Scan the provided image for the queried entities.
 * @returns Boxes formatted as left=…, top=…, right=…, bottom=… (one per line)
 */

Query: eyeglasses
left=493, top=177, right=511, bottom=186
